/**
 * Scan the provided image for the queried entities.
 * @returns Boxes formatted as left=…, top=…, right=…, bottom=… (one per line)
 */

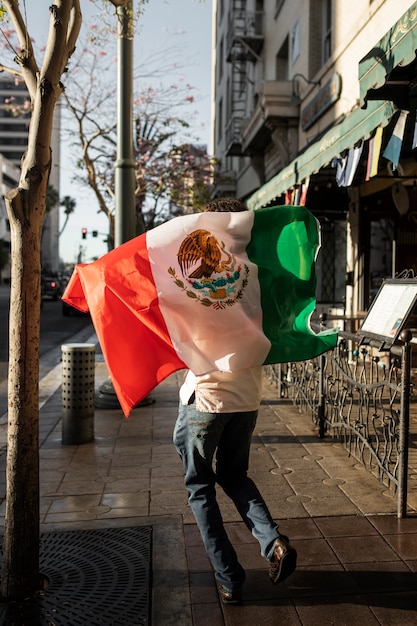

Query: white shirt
left=180, top=367, right=263, bottom=413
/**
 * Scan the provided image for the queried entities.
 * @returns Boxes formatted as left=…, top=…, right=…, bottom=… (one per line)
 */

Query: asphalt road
left=0, top=285, right=93, bottom=381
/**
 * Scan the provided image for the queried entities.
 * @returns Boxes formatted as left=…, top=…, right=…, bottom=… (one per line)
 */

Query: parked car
left=41, top=275, right=62, bottom=300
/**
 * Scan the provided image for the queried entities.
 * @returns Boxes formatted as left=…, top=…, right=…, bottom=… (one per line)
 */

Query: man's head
left=203, top=197, right=247, bottom=213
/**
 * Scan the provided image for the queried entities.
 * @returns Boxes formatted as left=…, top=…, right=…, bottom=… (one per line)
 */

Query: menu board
left=359, top=279, right=417, bottom=343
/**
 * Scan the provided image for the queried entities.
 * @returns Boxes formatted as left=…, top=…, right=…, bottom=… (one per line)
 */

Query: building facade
left=0, top=75, right=61, bottom=277
left=212, top=0, right=417, bottom=320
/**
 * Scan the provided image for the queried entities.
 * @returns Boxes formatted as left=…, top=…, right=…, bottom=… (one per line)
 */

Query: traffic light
left=92, top=230, right=98, bottom=238
left=81, top=228, right=87, bottom=240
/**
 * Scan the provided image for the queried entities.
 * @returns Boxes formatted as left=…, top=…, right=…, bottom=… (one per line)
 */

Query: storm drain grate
left=0, top=526, right=152, bottom=625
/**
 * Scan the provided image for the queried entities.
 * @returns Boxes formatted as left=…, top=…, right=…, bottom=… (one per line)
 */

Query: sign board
left=359, top=279, right=417, bottom=344
left=301, top=73, right=342, bottom=131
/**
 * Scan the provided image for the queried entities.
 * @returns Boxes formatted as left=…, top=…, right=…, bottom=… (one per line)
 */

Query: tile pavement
left=0, top=332, right=416, bottom=624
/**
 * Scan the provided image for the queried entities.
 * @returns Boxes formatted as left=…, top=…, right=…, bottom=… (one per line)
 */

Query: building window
left=322, top=0, right=332, bottom=64
left=276, top=36, right=289, bottom=80
left=309, top=0, right=332, bottom=75
left=275, top=0, right=285, bottom=18
left=291, top=20, right=300, bottom=64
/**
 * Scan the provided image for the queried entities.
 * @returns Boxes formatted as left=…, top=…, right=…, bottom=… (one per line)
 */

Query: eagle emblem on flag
left=168, top=229, right=249, bottom=309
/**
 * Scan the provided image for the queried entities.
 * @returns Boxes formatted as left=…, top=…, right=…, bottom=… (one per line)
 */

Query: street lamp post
left=97, top=1, right=136, bottom=409
left=96, top=1, right=153, bottom=409
left=115, top=0, right=136, bottom=247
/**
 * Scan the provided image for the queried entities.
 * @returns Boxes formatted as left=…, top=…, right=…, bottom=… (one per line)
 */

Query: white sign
left=359, top=280, right=417, bottom=342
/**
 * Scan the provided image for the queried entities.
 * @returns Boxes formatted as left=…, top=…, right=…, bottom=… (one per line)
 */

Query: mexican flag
left=63, top=205, right=338, bottom=416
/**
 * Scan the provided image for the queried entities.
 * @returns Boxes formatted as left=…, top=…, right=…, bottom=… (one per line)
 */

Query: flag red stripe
left=64, top=233, right=186, bottom=415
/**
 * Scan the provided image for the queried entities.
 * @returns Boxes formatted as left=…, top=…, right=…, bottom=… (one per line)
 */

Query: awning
left=247, top=100, right=397, bottom=212
left=359, top=2, right=417, bottom=108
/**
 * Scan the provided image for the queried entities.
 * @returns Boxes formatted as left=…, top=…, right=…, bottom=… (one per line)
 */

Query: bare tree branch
left=0, top=62, right=22, bottom=76
left=3, top=0, right=39, bottom=97
left=41, top=0, right=81, bottom=85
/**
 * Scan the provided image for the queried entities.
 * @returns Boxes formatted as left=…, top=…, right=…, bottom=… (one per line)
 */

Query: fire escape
left=225, top=3, right=264, bottom=156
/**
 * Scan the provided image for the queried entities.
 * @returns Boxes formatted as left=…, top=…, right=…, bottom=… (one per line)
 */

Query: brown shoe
left=217, top=583, right=243, bottom=605
left=269, top=535, right=297, bottom=585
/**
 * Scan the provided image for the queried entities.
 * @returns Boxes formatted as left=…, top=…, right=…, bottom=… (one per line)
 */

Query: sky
left=25, top=0, right=213, bottom=264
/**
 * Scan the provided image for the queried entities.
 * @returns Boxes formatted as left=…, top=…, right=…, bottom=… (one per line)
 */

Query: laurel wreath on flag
left=168, top=265, right=250, bottom=309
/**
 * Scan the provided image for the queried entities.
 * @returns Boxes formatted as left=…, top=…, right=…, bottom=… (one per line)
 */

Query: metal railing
left=266, top=327, right=413, bottom=517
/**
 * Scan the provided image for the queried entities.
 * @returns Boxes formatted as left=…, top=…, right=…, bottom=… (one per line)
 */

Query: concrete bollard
left=61, top=343, right=95, bottom=444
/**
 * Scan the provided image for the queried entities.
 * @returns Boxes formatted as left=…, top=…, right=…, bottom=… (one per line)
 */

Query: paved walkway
left=0, top=331, right=416, bottom=624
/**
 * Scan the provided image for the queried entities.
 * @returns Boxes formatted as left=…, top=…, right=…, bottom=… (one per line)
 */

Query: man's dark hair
left=204, top=197, right=247, bottom=212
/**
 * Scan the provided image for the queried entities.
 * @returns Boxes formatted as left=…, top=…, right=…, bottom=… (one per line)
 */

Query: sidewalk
left=0, top=335, right=416, bottom=625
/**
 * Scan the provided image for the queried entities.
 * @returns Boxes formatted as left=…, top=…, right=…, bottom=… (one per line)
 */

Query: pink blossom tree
left=61, top=28, right=214, bottom=242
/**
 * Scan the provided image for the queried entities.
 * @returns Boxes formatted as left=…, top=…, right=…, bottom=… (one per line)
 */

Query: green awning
left=359, top=2, right=417, bottom=107
left=247, top=100, right=397, bottom=211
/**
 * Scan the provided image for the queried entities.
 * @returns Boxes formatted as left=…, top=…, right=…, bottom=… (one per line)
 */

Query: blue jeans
left=173, top=402, right=281, bottom=592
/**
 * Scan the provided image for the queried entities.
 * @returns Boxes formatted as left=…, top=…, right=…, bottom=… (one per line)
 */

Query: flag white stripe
left=147, top=212, right=271, bottom=374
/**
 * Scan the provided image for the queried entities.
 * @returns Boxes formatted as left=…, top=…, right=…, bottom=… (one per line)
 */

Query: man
left=173, top=197, right=297, bottom=605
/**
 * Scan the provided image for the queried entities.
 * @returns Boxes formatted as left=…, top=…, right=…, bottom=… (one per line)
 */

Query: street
left=0, top=284, right=93, bottom=382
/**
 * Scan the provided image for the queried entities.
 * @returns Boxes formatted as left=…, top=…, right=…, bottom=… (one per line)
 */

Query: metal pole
left=97, top=0, right=136, bottom=409
left=277, top=363, right=282, bottom=399
left=62, top=343, right=95, bottom=444
left=115, top=0, right=136, bottom=247
left=318, top=353, right=325, bottom=438
left=318, top=313, right=327, bottom=438
left=398, top=330, right=411, bottom=518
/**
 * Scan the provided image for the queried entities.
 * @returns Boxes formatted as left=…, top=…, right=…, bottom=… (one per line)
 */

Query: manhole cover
left=0, top=526, right=152, bottom=625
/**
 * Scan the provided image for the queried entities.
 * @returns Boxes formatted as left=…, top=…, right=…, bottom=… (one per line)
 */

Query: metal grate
left=0, top=526, right=152, bottom=625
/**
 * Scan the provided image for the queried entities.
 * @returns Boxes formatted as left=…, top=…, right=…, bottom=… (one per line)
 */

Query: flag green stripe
left=246, top=205, right=338, bottom=363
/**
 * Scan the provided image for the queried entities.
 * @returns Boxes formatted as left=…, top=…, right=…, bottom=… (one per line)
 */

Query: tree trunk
left=0, top=0, right=82, bottom=602
left=1, top=185, right=46, bottom=599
